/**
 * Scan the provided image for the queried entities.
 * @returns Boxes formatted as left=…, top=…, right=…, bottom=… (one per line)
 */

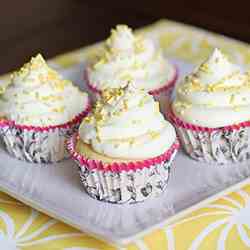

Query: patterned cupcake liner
left=168, top=110, right=250, bottom=165
left=0, top=102, right=91, bottom=164
left=67, top=133, right=179, bottom=204
left=83, top=65, right=178, bottom=98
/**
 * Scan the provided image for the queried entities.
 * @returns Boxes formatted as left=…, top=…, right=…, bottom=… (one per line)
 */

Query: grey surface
left=0, top=60, right=250, bottom=244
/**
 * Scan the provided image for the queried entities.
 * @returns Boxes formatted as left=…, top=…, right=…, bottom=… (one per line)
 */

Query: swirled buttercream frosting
left=0, top=54, right=88, bottom=126
left=87, top=25, right=175, bottom=92
left=79, top=83, right=176, bottom=160
left=172, top=48, right=250, bottom=128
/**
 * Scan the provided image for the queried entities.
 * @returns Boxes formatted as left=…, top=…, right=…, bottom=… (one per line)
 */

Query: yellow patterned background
left=1, top=20, right=250, bottom=250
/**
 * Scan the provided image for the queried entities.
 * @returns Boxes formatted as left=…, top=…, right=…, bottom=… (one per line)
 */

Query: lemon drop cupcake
left=85, top=25, right=177, bottom=97
left=169, top=48, right=250, bottom=164
left=67, top=83, right=179, bottom=204
left=0, top=54, right=90, bottom=163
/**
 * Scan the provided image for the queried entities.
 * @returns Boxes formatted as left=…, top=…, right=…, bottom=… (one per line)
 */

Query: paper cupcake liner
left=84, top=64, right=178, bottom=98
left=67, top=133, right=179, bottom=204
left=0, top=102, right=91, bottom=164
left=168, top=110, right=250, bottom=164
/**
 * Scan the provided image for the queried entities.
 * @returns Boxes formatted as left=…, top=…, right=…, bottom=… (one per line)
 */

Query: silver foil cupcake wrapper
left=77, top=150, right=178, bottom=204
left=1, top=124, right=79, bottom=163
left=175, top=126, right=250, bottom=164
left=168, top=110, right=250, bottom=164
left=0, top=102, right=91, bottom=164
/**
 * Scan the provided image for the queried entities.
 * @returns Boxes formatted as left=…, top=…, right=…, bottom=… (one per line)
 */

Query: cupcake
left=0, top=54, right=90, bottom=163
left=67, top=83, right=179, bottom=204
left=85, top=25, right=177, bottom=98
left=169, top=48, right=250, bottom=164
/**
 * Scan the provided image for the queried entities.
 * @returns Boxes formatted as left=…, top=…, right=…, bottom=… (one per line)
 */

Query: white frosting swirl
left=79, top=84, right=176, bottom=160
left=172, top=48, right=250, bottom=128
left=0, top=54, right=89, bottom=126
left=88, top=25, right=175, bottom=92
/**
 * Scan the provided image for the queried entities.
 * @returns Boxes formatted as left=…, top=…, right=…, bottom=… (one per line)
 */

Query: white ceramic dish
left=0, top=61, right=250, bottom=246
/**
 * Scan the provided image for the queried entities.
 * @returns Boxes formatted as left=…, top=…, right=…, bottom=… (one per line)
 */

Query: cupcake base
left=168, top=110, right=250, bottom=165
left=67, top=134, right=179, bottom=204
left=0, top=104, right=91, bottom=164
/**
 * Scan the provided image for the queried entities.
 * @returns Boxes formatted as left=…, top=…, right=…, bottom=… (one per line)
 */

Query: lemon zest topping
left=51, top=106, right=65, bottom=113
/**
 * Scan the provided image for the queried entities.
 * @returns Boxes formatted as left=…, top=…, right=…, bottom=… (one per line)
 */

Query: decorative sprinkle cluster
left=175, top=49, right=250, bottom=116
left=180, top=72, right=249, bottom=95
left=11, top=54, right=70, bottom=92
left=84, top=87, right=126, bottom=125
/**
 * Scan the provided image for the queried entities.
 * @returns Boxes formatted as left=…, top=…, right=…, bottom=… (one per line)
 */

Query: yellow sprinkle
left=54, top=81, right=65, bottom=91
left=133, top=61, right=142, bottom=69
left=138, top=96, right=149, bottom=107
left=229, top=94, right=235, bottom=105
left=110, top=47, right=119, bottom=55
left=149, top=131, right=160, bottom=139
left=93, top=58, right=107, bottom=69
left=123, top=100, right=128, bottom=110
left=51, top=106, right=65, bottom=113
left=83, top=116, right=92, bottom=123
left=102, top=88, right=124, bottom=103
left=30, top=62, right=39, bottom=70
left=134, top=37, right=145, bottom=53
left=206, top=101, right=215, bottom=108
left=207, top=84, right=215, bottom=92
left=199, top=63, right=210, bottom=73
left=174, top=101, right=191, bottom=109
left=94, top=109, right=106, bottom=124
left=119, top=73, right=133, bottom=82
left=104, top=51, right=111, bottom=61
left=96, top=127, right=101, bottom=142
left=113, top=110, right=122, bottom=116
left=129, top=138, right=135, bottom=146
left=233, top=106, right=240, bottom=112
left=155, top=102, right=160, bottom=113
left=48, top=72, right=58, bottom=81
left=41, top=95, right=63, bottom=102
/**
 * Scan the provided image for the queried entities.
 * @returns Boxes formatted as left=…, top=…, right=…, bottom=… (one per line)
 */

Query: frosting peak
left=79, top=83, right=176, bottom=159
left=106, top=25, right=135, bottom=51
left=0, top=54, right=88, bottom=126
left=11, top=54, right=70, bottom=91
left=88, top=24, right=175, bottom=92
left=193, top=48, right=243, bottom=87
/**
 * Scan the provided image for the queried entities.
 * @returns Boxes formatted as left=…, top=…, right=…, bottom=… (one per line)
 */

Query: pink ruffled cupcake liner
left=67, top=133, right=179, bottom=204
left=0, top=101, right=91, bottom=164
left=83, top=64, right=178, bottom=97
left=168, top=109, right=250, bottom=164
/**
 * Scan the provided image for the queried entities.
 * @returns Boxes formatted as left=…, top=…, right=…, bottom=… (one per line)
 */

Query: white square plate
left=0, top=60, right=250, bottom=246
